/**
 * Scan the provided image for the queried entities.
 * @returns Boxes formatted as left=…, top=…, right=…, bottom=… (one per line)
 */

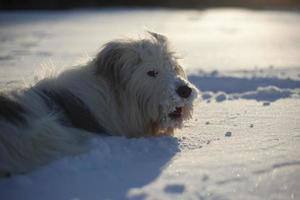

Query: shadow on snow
left=0, top=136, right=179, bottom=200
left=188, top=74, right=300, bottom=102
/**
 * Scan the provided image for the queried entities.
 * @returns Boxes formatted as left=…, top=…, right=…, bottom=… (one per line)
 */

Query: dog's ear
left=94, top=41, right=140, bottom=88
left=147, top=31, right=168, bottom=45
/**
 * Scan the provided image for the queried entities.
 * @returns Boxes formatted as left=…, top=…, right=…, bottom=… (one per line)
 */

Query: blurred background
left=1, top=0, right=300, bottom=87
left=1, top=2, right=300, bottom=200
left=1, top=0, right=300, bottom=10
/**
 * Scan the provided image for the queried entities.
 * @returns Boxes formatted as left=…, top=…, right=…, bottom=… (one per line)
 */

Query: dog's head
left=94, top=32, right=198, bottom=136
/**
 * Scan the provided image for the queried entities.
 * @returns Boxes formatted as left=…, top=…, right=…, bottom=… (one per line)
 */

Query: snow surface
left=0, top=8, right=300, bottom=200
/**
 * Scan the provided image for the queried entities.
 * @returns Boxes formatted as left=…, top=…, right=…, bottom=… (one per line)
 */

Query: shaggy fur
left=0, top=32, right=198, bottom=175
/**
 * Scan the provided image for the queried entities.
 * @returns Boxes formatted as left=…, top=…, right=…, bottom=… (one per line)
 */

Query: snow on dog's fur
left=0, top=32, right=198, bottom=175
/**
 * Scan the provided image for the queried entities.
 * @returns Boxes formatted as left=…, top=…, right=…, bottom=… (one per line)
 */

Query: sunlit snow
left=0, top=8, right=299, bottom=200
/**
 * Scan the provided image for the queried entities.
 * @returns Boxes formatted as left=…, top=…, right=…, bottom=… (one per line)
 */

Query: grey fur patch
left=40, top=89, right=107, bottom=134
left=94, top=41, right=141, bottom=89
left=0, top=95, right=27, bottom=125
left=94, top=42, right=125, bottom=90
left=0, top=170, right=11, bottom=178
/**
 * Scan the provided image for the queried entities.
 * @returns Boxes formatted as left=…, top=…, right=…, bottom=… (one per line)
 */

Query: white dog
left=0, top=32, right=198, bottom=176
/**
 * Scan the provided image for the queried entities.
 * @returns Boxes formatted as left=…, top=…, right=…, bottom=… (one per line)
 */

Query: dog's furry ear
left=147, top=31, right=168, bottom=45
left=94, top=41, right=140, bottom=88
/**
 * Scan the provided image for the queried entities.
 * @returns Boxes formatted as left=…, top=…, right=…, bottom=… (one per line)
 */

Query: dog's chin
left=168, top=107, right=184, bottom=121
left=158, top=105, right=191, bottom=133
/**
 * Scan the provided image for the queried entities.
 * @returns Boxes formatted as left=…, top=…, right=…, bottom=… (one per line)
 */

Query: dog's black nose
left=176, top=85, right=192, bottom=98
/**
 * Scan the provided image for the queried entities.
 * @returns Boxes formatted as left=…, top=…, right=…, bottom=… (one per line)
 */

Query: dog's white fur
left=0, top=32, right=198, bottom=175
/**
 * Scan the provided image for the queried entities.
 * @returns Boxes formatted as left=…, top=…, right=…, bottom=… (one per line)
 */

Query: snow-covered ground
left=0, top=8, right=300, bottom=200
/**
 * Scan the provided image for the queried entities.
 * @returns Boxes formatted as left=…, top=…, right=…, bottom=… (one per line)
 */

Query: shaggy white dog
left=0, top=32, right=198, bottom=176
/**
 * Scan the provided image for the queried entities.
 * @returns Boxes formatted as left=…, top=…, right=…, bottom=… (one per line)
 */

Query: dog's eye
left=147, top=70, right=158, bottom=78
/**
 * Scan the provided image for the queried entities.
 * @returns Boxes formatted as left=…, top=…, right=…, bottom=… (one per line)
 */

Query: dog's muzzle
left=167, top=85, right=192, bottom=120
left=168, top=107, right=183, bottom=119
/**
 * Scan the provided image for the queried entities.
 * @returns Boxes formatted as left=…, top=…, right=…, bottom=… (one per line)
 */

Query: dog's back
left=0, top=86, right=94, bottom=176
left=0, top=94, right=28, bottom=126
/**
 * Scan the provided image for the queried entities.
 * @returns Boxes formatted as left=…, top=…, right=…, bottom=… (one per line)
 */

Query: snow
left=189, top=72, right=300, bottom=102
left=0, top=8, right=300, bottom=200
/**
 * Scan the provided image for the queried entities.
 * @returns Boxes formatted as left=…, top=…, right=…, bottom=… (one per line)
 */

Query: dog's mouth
left=168, top=107, right=183, bottom=120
